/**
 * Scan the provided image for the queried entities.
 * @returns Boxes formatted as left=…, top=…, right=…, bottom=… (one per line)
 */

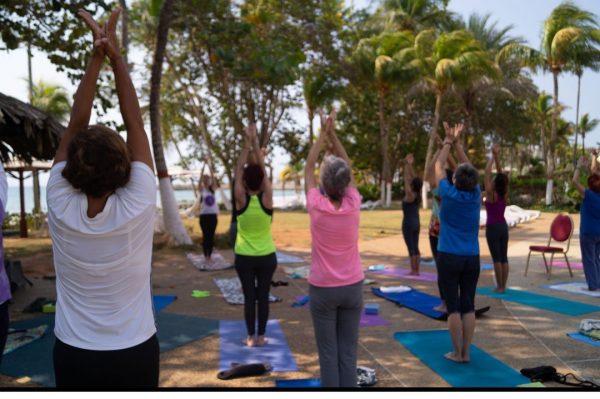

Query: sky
left=1, top=0, right=600, bottom=187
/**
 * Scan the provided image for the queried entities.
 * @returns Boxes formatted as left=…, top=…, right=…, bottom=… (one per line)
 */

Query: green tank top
left=234, top=193, right=276, bottom=256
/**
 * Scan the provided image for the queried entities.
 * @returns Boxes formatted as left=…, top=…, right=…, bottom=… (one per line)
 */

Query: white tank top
left=200, top=188, right=219, bottom=215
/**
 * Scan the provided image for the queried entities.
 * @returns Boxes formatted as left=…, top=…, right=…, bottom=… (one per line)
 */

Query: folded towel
left=380, top=286, right=412, bottom=294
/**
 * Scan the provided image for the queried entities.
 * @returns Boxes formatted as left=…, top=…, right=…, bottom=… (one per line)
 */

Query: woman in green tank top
left=233, top=124, right=277, bottom=347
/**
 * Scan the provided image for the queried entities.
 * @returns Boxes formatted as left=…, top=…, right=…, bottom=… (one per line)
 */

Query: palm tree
left=303, top=68, right=339, bottom=145
left=352, top=30, right=418, bottom=207
left=530, top=92, right=554, bottom=166
left=415, top=29, right=494, bottom=203
left=376, top=0, right=449, bottom=32
left=567, top=29, right=600, bottom=159
left=149, top=0, right=192, bottom=245
left=579, top=113, right=600, bottom=154
left=499, top=1, right=599, bottom=205
left=30, top=80, right=71, bottom=122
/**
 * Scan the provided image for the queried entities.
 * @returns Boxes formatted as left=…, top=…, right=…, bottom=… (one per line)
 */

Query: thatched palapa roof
left=0, top=92, right=64, bottom=163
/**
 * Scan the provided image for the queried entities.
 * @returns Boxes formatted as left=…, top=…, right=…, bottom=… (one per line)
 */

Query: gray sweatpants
left=309, top=280, right=363, bottom=388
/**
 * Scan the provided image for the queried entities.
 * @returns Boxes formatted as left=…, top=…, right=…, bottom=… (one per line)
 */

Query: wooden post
left=19, top=168, right=27, bottom=238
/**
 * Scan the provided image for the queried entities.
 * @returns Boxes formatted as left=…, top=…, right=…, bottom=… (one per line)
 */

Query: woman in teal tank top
left=233, top=124, right=277, bottom=347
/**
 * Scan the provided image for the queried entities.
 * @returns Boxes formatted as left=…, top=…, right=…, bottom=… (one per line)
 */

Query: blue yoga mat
left=276, top=378, right=321, bottom=388
left=0, top=313, right=218, bottom=387
left=394, top=330, right=530, bottom=387
left=153, top=294, right=177, bottom=313
left=477, top=286, right=600, bottom=315
left=421, top=260, right=493, bottom=271
left=219, top=320, right=298, bottom=372
left=372, top=288, right=445, bottom=319
left=567, top=332, right=600, bottom=348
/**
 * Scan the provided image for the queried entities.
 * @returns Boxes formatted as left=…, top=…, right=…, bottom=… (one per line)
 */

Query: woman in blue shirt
left=572, top=153, right=600, bottom=291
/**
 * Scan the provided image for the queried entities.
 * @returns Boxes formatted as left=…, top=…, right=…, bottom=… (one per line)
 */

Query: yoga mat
left=360, top=313, right=390, bottom=327
left=394, top=330, right=530, bottom=387
left=3, top=325, right=48, bottom=355
left=518, top=382, right=545, bottom=388
left=186, top=252, right=233, bottom=271
left=156, top=313, right=219, bottom=353
left=546, top=282, right=600, bottom=298
left=276, top=378, right=321, bottom=388
left=214, top=277, right=281, bottom=305
left=481, top=263, right=494, bottom=271
left=372, top=288, right=490, bottom=321
left=276, top=251, right=305, bottom=264
left=0, top=313, right=219, bottom=387
left=373, top=267, right=438, bottom=282
left=477, top=286, right=600, bottom=315
left=547, top=260, right=584, bottom=270
left=153, top=294, right=177, bottom=313
left=567, top=332, right=600, bottom=348
left=0, top=315, right=55, bottom=387
left=219, top=320, right=298, bottom=372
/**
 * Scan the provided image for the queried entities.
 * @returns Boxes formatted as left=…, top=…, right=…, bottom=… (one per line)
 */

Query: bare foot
left=408, top=271, right=420, bottom=276
left=444, top=352, right=464, bottom=363
left=242, top=336, right=255, bottom=347
left=255, top=336, right=268, bottom=346
left=493, top=287, right=505, bottom=294
left=433, top=304, right=447, bottom=313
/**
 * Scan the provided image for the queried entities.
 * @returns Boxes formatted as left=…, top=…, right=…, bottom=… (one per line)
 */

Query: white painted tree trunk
left=545, top=179, right=553, bottom=206
left=380, top=180, right=386, bottom=205
left=159, top=177, right=192, bottom=245
left=421, top=181, right=430, bottom=209
left=385, top=182, right=392, bottom=207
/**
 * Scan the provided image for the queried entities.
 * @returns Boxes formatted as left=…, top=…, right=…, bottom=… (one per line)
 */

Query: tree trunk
left=422, top=90, right=443, bottom=209
left=308, top=107, right=314, bottom=146
left=149, top=0, right=192, bottom=245
left=546, top=71, right=559, bottom=206
left=378, top=87, right=390, bottom=207
left=119, top=0, right=129, bottom=67
left=573, top=72, right=581, bottom=160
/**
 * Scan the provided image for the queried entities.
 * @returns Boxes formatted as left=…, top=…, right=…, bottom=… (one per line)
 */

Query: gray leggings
left=309, top=280, right=363, bottom=388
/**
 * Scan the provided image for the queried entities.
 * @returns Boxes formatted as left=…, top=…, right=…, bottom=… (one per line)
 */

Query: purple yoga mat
left=360, top=313, right=390, bottom=327
left=374, top=267, right=438, bottom=282
left=550, top=261, right=583, bottom=270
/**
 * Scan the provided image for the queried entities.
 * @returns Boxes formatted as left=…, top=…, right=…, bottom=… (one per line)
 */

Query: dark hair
left=454, top=163, right=479, bottom=192
left=62, top=125, right=131, bottom=198
left=243, top=163, right=264, bottom=191
left=588, top=174, right=600, bottom=193
left=494, top=173, right=509, bottom=198
left=446, top=168, right=454, bottom=185
left=410, top=177, right=423, bottom=196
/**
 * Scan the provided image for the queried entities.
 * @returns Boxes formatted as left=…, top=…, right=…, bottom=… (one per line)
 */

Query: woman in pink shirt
left=304, top=110, right=364, bottom=388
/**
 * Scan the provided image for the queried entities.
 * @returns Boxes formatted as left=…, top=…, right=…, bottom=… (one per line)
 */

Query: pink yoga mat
left=360, top=313, right=390, bottom=327
left=374, top=267, right=438, bottom=282
left=539, top=261, right=584, bottom=270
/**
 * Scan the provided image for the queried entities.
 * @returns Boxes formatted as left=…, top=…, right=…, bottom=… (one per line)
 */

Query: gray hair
left=454, top=163, right=479, bottom=192
left=320, top=155, right=351, bottom=201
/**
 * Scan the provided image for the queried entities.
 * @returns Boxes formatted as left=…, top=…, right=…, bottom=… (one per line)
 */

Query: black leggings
left=402, top=224, right=420, bottom=256
left=437, top=252, right=480, bottom=315
left=235, top=253, right=277, bottom=336
left=200, top=214, right=218, bottom=258
left=486, top=222, right=509, bottom=263
left=429, top=234, right=444, bottom=301
left=53, top=334, right=159, bottom=388
left=0, top=301, right=8, bottom=366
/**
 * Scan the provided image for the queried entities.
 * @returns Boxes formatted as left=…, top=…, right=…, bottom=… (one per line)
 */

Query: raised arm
left=404, top=154, right=416, bottom=202
left=484, top=155, right=494, bottom=202
left=492, top=144, right=502, bottom=174
left=446, top=123, right=469, bottom=164
left=53, top=10, right=105, bottom=165
left=102, top=7, right=153, bottom=170
left=572, top=156, right=587, bottom=196
left=434, top=138, right=453, bottom=185
left=305, top=117, right=329, bottom=194
left=234, top=132, right=251, bottom=211
left=248, top=124, right=272, bottom=208
left=324, top=111, right=356, bottom=186
left=591, top=149, right=599, bottom=174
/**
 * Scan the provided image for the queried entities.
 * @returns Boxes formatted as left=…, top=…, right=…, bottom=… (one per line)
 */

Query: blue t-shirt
left=438, top=179, right=481, bottom=256
left=580, top=189, right=600, bottom=236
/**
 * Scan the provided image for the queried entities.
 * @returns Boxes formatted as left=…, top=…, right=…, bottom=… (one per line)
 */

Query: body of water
left=5, top=186, right=305, bottom=214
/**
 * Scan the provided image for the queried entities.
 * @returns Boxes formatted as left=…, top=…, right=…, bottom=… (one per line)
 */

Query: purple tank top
left=485, top=196, right=506, bottom=225
left=0, top=203, right=11, bottom=305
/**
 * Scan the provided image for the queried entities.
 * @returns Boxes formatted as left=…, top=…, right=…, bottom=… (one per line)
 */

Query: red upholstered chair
left=525, top=213, right=574, bottom=280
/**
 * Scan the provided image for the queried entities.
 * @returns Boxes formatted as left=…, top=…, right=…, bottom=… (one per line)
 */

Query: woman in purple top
left=0, top=162, right=9, bottom=366
left=484, top=144, right=509, bottom=293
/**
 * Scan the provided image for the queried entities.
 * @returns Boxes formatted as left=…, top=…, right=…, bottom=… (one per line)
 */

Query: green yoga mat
left=477, top=287, right=600, bottom=316
left=394, top=330, right=530, bottom=387
left=0, top=313, right=218, bottom=387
